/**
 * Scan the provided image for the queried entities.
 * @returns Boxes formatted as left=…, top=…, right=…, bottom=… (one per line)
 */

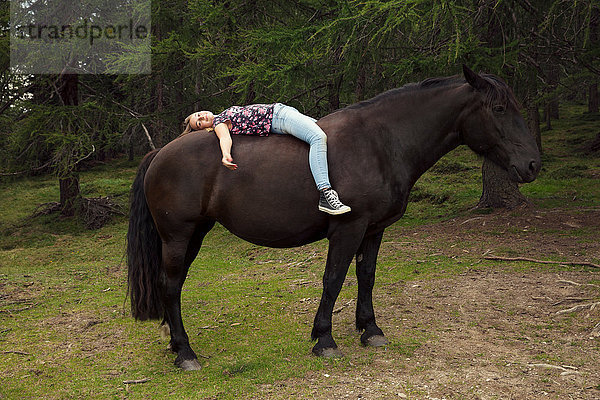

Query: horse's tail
left=126, top=149, right=164, bottom=321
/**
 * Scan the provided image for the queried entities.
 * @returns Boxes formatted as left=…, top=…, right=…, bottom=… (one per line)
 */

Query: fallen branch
left=556, top=302, right=600, bottom=315
left=552, top=297, right=593, bottom=306
left=0, top=303, right=38, bottom=313
left=557, top=279, right=600, bottom=289
left=81, top=196, right=125, bottom=229
left=31, top=202, right=62, bottom=217
left=484, top=256, right=600, bottom=269
left=557, top=279, right=583, bottom=286
left=1, top=351, right=30, bottom=356
left=123, top=378, right=151, bottom=385
left=333, top=299, right=354, bottom=314
left=592, top=321, right=600, bottom=337
left=460, top=217, right=485, bottom=225
left=528, top=363, right=580, bottom=376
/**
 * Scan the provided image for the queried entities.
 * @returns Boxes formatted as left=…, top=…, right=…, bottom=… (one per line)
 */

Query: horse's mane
left=477, top=74, right=520, bottom=109
left=346, top=73, right=517, bottom=110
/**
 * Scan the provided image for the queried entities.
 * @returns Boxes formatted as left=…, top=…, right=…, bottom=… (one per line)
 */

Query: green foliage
left=184, top=0, right=491, bottom=111
left=2, top=99, right=122, bottom=179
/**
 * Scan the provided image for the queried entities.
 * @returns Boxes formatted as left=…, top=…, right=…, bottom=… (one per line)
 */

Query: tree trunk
left=527, top=101, right=542, bottom=154
left=547, top=65, right=559, bottom=120
left=128, top=125, right=135, bottom=161
left=476, top=159, right=529, bottom=209
left=328, top=75, right=343, bottom=112
left=59, top=175, right=81, bottom=217
left=544, top=103, right=552, bottom=130
left=155, top=75, right=165, bottom=146
left=57, top=73, right=82, bottom=217
left=590, top=7, right=599, bottom=114
left=195, top=59, right=203, bottom=112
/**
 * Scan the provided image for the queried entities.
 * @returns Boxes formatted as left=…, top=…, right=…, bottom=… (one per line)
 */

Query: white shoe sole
left=318, top=205, right=351, bottom=215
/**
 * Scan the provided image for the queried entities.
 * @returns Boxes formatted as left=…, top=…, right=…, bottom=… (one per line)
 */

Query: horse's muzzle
left=511, top=159, right=541, bottom=183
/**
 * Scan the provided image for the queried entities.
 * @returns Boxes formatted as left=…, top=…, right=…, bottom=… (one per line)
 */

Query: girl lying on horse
left=183, top=103, right=351, bottom=215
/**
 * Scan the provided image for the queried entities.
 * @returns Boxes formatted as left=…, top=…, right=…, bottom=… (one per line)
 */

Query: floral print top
left=212, top=104, right=275, bottom=136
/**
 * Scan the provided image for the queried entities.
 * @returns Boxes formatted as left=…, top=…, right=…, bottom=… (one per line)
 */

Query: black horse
left=127, top=66, right=541, bottom=370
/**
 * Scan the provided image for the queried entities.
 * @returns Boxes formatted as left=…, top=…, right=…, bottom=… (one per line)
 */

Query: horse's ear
left=463, top=64, right=489, bottom=91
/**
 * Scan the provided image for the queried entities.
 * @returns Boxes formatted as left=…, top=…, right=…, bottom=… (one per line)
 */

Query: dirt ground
left=259, top=207, right=600, bottom=400
left=3, top=206, right=598, bottom=399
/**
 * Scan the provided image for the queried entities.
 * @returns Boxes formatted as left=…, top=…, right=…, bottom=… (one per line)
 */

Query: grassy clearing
left=0, top=105, right=599, bottom=399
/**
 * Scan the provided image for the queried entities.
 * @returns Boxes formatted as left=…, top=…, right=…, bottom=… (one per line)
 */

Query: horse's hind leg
left=162, top=221, right=215, bottom=370
left=355, top=230, right=388, bottom=347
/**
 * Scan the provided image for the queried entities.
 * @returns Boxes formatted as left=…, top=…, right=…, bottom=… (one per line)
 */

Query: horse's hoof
left=177, top=359, right=202, bottom=371
left=313, top=347, right=344, bottom=358
left=364, top=335, right=389, bottom=348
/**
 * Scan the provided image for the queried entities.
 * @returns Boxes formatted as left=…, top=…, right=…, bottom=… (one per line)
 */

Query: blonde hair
left=181, top=115, right=193, bottom=136
left=180, top=113, right=213, bottom=137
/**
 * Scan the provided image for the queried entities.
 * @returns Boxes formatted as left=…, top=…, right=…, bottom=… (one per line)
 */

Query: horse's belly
left=216, top=206, right=328, bottom=248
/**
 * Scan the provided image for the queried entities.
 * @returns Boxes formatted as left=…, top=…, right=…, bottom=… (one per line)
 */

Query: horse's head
left=459, top=65, right=541, bottom=183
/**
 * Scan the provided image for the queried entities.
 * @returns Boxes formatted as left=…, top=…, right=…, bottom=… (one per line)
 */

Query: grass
left=0, top=104, right=599, bottom=399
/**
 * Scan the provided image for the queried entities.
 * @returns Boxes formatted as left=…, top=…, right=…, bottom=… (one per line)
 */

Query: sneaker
left=319, top=188, right=351, bottom=215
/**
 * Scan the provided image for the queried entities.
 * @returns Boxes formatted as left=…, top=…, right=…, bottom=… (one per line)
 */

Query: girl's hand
left=222, top=156, right=238, bottom=170
left=215, top=124, right=236, bottom=170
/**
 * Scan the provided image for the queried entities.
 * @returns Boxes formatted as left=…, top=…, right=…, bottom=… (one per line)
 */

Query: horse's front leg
left=356, top=230, right=388, bottom=347
left=311, top=221, right=367, bottom=358
left=161, top=240, right=200, bottom=371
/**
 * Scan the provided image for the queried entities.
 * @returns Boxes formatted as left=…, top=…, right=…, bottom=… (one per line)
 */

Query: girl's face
left=189, top=111, right=214, bottom=130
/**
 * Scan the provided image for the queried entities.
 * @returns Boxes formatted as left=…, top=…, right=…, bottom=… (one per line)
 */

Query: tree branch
left=484, top=256, right=600, bottom=269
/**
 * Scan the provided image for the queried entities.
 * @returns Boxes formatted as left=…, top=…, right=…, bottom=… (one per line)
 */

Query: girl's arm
left=214, top=122, right=238, bottom=170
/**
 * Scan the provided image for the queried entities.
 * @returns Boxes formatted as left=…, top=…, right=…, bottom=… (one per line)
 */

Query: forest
left=0, top=0, right=599, bottom=219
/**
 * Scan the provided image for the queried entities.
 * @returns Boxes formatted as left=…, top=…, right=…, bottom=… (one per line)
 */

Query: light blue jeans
left=270, top=103, right=331, bottom=191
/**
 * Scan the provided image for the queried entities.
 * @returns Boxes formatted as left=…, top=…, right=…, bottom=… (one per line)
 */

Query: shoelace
left=324, top=190, right=344, bottom=208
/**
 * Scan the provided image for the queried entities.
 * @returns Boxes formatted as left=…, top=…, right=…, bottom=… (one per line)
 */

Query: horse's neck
left=370, top=84, right=471, bottom=184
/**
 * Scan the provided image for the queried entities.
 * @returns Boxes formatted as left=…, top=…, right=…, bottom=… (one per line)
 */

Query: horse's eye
left=492, top=105, right=506, bottom=113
